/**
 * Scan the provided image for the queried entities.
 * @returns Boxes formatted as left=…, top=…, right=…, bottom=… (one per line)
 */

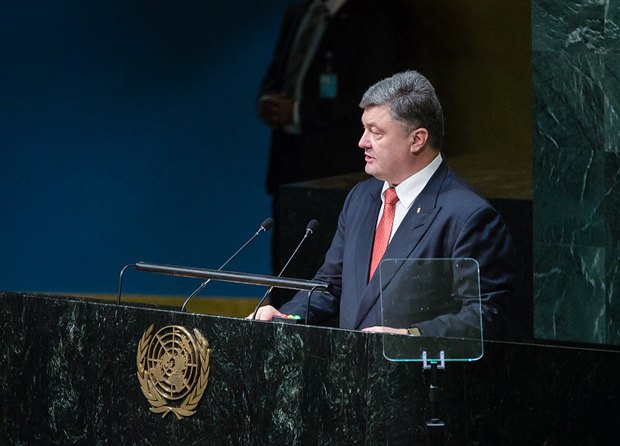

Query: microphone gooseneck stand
left=114, top=217, right=274, bottom=307
left=251, top=219, right=319, bottom=320
left=181, top=217, right=275, bottom=312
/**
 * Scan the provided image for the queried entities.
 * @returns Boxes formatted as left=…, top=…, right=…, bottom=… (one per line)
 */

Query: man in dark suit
left=252, top=71, right=518, bottom=339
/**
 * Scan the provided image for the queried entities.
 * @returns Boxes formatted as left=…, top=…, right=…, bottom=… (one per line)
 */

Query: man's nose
left=358, top=130, right=371, bottom=149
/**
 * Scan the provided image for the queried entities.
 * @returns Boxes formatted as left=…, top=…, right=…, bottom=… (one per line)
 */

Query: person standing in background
left=257, top=0, right=406, bottom=276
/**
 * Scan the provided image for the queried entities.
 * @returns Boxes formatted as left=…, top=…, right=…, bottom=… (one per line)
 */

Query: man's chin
left=365, top=165, right=383, bottom=180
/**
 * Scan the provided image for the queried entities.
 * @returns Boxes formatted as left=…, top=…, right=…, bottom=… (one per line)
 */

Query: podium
left=2, top=291, right=619, bottom=445
left=0, top=292, right=435, bottom=444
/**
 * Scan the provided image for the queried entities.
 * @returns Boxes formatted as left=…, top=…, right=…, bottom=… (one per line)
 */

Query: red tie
left=369, top=187, right=399, bottom=280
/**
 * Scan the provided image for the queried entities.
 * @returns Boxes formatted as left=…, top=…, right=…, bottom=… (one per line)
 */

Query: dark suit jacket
left=259, top=0, right=404, bottom=193
left=280, top=159, right=519, bottom=338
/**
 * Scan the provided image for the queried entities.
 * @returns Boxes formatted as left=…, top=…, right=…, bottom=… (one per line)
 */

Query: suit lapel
left=353, top=208, right=440, bottom=329
left=352, top=160, right=450, bottom=329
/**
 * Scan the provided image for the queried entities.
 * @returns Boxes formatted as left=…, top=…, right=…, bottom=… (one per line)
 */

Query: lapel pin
left=417, top=207, right=421, bottom=214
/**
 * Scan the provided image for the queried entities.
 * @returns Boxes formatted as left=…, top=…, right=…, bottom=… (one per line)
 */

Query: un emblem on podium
left=137, top=324, right=211, bottom=419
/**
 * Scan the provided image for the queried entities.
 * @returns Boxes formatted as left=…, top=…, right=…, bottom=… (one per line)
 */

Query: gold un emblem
left=137, top=324, right=211, bottom=419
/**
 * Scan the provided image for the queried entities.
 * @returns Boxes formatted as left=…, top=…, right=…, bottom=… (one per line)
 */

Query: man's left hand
left=361, top=326, right=408, bottom=335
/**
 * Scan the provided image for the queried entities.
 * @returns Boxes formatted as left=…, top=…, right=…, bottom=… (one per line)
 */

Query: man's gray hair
left=359, top=71, right=444, bottom=148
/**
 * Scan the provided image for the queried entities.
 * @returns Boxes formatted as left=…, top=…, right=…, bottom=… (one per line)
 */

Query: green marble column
left=532, top=0, right=620, bottom=344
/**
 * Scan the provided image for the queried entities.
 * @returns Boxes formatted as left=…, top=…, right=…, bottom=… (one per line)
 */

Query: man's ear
left=409, top=128, right=429, bottom=154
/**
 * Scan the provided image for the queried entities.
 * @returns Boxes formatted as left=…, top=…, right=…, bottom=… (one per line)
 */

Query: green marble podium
left=1, top=292, right=619, bottom=445
left=0, top=292, right=435, bottom=444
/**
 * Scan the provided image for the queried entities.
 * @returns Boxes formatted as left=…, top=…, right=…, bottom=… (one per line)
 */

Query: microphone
left=180, top=217, right=274, bottom=312
left=251, top=219, right=319, bottom=320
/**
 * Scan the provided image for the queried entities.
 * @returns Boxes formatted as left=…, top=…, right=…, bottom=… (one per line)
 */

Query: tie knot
left=384, top=188, right=398, bottom=206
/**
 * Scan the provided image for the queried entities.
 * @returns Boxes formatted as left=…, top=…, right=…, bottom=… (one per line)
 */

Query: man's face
left=359, top=104, right=415, bottom=185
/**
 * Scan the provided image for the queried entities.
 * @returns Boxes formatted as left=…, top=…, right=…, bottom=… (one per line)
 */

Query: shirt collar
left=324, top=0, right=347, bottom=15
left=381, top=153, right=443, bottom=209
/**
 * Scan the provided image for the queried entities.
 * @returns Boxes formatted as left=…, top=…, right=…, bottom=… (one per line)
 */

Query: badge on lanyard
left=319, top=51, right=338, bottom=99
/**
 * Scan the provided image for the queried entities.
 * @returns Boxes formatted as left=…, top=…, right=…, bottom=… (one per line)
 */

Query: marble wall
left=533, top=0, right=620, bottom=344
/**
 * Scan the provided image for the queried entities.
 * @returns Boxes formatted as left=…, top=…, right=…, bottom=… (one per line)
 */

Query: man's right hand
left=247, top=305, right=284, bottom=321
left=258, top=93, right=295, bottom=128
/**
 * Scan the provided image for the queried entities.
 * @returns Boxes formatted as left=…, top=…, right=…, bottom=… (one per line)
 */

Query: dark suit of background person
left=257, top=0, right=405, bottom=274
left=253, top=71, right=519, bottom=339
